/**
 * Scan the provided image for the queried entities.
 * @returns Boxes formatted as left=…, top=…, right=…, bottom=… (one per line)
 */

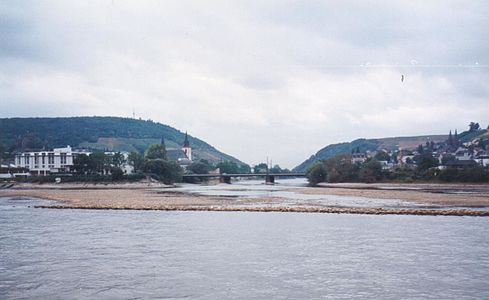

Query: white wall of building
left=15, top=146, right=75, bottom=175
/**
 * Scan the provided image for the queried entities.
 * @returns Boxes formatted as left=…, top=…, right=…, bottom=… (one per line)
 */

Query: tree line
left=71, top=143, right=251, bottom=184
left=306, top=153, right=489, bottom=185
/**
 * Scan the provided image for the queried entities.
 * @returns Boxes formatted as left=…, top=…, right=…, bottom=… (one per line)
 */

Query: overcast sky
left=1, top=1, right=488, bottom=168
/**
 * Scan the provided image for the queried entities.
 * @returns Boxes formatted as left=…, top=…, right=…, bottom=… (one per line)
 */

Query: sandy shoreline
left=2, top=182, right=489, bottom=216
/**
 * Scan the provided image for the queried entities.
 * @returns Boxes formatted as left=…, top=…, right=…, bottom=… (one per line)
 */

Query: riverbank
left=304, top=182, right=489, bottom=207
left=1, top=181, right=489, bottom=216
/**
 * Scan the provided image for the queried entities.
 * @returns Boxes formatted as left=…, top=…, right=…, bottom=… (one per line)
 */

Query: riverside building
left=14, top=146, right=76, bottom=176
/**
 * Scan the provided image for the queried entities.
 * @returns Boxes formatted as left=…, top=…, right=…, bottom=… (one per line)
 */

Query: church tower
left=182, top=132, right=192, bottom=161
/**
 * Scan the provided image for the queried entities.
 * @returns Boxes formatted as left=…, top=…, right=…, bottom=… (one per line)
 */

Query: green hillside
left=0, top=117, right=245, bottom=165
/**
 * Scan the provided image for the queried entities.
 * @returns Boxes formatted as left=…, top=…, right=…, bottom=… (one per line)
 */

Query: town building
left=454, top=147, right=474, bottom=161
left=14, top=146, right=76, bottom=175
left=476, top=152, right=489, bottom=167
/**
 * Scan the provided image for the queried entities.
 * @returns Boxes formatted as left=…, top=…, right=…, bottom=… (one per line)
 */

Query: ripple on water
left=1, top=201, right=489, bottom=299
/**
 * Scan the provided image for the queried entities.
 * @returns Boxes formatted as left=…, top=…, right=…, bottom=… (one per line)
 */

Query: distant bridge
left=182, top=173, right=306, bottom=184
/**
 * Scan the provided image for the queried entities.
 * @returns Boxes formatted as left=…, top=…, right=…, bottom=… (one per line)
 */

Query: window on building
left=60, top=153, right=67, bottom=165
left=48, top=153, right=54, bottom=164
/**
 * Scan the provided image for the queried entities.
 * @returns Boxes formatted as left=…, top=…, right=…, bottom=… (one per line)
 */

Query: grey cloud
left=1, top=1, right=488, bottom=167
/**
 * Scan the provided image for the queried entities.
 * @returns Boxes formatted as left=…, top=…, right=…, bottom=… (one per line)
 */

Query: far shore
left=1, top=181, right=489, bottom=216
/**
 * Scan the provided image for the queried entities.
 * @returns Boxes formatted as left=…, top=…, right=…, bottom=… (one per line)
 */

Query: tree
left=73, top=154, right=91, bottom=174
left=111, top=152, right=125, bottom=167
left=0, top=143, right=5, bottom=163
left=111, top=167, right=124, bottom=181
left=306, top=162, right=328, bottom=185
left=478, top=139, right=487, bottom=150
left=441, top=154, right=456, bottom=165
left=216, top=161, right=239, bottom=174
left=374, top=150, right=390, bottom=162
left=270, top=164, right=284, bottom=173
left=88, top=152, right=107, bottom=173
left=144, top=144, right=167, bottom=160
left=142, top=159, right=182, bottom=184
left=415, top=153, right=439, bottom=180
left=416, top=154, right=439, bottom=171
left=254, top=163, right=268, bottom=174
left=187, top=161, right=211, bottom=174
left=323, top=154, right=356, bottom=183
left=237, top=163, right=252, bottom=174
left=390, top=166, right=415, bottom=182
left=359, top=158, right=383, bottom=183
left=128, top=151, right=144, bottom=172
left=417, top=144, right=424, bottom=154
left=469, top=122, right=480, bottom=132
left=439, top=166, right=489, bottom=183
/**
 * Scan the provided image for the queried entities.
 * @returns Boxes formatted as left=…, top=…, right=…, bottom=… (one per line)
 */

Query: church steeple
left=182, top=131, right=192, bottom=161
left=183, top=131, right=190, bottom=148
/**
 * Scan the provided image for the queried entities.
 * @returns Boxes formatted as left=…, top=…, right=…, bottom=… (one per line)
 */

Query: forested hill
left=0, top=117, right=244, bottom=165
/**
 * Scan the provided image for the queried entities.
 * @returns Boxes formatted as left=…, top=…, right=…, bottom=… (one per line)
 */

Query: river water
left=1, top=183, right=489, bottom=299
left=166, top=178, right=444, bottom=209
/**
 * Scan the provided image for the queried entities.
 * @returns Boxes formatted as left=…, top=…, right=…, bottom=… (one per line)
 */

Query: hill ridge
left=0, top=116, right=245, bottom=165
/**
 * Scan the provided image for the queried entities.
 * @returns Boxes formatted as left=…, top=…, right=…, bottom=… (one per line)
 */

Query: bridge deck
left=182, top=173, right=305, bottom=178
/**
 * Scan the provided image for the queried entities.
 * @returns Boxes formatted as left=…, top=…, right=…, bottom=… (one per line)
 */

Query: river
left=1, top=181, right=489, bottom=299
left=166, top=178, right=436, bottom=209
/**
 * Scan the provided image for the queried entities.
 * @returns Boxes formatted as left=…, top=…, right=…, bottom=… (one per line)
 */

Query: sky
left=1, top=1, right=488, bottom=168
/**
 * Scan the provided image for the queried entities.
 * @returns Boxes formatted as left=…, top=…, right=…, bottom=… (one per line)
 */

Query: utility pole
left=266, top=156, right=269, bottom=175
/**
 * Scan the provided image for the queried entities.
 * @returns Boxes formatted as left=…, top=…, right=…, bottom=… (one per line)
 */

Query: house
left=454, top=148, right=474, bottom=161
left=476, top=152, right=489, bottom=167
left=14, top=146, right=77, bottom=176
left=378, top=160, right=393, bottom=170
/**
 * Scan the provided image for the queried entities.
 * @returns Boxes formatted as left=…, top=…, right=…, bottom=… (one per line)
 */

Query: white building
left=15, top=146, right=75, bottom=175
left=477, top=154, right=489, bottom=167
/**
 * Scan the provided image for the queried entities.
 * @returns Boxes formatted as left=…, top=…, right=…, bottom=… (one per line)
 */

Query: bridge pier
left=265, top=175, right=275, bottom=184
left=220, top=176, right=232, bottom=184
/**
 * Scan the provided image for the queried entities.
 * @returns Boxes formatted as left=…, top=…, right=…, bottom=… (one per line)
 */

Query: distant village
left=351, top=128, right=488, bottom=170
left=305, top=122, right=489, bottom=184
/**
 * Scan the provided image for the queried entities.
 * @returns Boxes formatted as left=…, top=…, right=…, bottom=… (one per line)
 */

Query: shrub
left=142, top=159, right=183, bottom=184
left=306, top=162, right=328, bottom=186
